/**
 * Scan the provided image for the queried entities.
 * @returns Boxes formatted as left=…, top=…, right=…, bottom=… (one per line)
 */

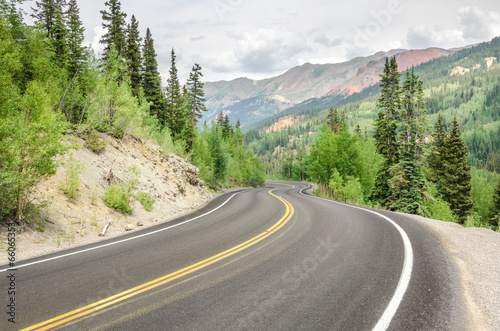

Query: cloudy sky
left=24, top=0, right=500, bottom=83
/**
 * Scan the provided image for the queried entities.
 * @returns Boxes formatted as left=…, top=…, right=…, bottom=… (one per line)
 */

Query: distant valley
left=203, top=47, right=455, bottom=129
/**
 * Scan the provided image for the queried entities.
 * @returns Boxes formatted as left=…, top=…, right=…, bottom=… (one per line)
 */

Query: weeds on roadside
left=60, top=153, right=83, bottom=199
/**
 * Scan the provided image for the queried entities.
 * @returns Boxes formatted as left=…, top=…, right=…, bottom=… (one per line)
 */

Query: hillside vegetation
left=245, top=38, right=500, bottom=229
left=0, top=1, right=263, bottom=224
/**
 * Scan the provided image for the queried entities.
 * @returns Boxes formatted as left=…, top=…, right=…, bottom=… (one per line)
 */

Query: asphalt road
left=1, top=182, right=467, bottom=330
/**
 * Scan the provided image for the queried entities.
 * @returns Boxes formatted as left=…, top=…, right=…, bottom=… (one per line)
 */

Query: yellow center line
left=22, top=188, right=295, bottom=331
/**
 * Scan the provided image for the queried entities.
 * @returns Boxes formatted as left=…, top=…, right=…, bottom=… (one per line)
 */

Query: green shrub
left=60, top=153, right=83, bottom=199
left=102, top=182, right=134, bottom=214
left=101, top=167, right=142, bottom=214
left=136, top=192, right=155, bottom=212
left=82, top=129, right=107, bottom=154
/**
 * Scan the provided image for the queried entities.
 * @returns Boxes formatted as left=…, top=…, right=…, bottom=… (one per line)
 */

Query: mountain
left=245, top=36, right=500, bottom=177
left=203, top=47, right=454, bottom=129
left=324, top=47, right=455, bottom=98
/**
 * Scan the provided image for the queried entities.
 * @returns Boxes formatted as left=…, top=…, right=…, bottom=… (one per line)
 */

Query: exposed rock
left=125, top=224, right=134, bottom=231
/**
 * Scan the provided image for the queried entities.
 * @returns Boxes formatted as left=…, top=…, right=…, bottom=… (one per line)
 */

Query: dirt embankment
left=0, top=133, right=214, bottom=262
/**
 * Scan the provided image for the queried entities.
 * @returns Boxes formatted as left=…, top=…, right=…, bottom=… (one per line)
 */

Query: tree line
left=254, top=57, right=500, bottom=229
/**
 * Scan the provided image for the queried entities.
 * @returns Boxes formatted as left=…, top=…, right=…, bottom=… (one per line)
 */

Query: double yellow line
left=23, top=188, right=294, bottom=331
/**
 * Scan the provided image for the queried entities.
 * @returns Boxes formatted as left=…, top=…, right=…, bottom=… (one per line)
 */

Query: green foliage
left=0, top=80, right=68, bottom=220
left=328, top=169, right=364, bottom=205
left=142, top=28, right=167, bottom=125
left=423, top=182, right=458, bottom=223
left=308, top=124, right=376, bottom=199
left=80, top=128, right=107, bottom=153
left=100, top=0, right=127, bottom=59
left=125, top=14, right=141, bottom=98
left=186, top=63, right=207, bottom=149
left=60, top=153, right=83, bottom=199
left=487, top=176, right=500, bottom=228
left=102, top=167, right=139, bottom=214
left=192, top=121, right=265, bottom=189
left=441, top=116, right=473, bottom=222
left=66, top=0, right=86, bottom=76
left=136, top=192, right=155, bottom=212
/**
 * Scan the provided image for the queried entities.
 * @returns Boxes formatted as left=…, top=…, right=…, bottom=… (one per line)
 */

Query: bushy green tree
left=0, top=80, right=67, bottom=221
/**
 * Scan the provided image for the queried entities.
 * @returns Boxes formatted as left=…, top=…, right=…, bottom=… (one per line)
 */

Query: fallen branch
left=99, top=219, right=111, bottom=237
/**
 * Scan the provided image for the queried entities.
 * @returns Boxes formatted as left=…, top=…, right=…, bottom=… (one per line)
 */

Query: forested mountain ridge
left=244, top=36, right=500, bottom=229
left=204, top=47, right=454, bottom=129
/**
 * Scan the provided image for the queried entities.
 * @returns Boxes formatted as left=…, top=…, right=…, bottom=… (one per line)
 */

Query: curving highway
left=1, top=182, right=467, bottom=330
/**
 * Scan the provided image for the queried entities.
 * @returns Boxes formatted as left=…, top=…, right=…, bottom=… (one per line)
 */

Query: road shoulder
left=405, top=214, right=499, bottom=331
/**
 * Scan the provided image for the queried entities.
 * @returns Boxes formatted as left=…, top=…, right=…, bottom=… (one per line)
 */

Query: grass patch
left=136, top=192, right=155, bottom=212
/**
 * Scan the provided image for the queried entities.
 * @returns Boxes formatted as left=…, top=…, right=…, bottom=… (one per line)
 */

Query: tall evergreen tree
left=441, top=116, right=473, bottom=222
left=388, top=67, right=427, bottom=214
left=326, top=107, right=340, bottom=133
left=428, top=114, right=447, bottom=187
left=186, top=63, right=207, bottom=149
left=100, top=0, right=127, bottom=59
left=165, top=48, right=185, bottom=139
left=65, top=0, right=85, bottom=75
left=32, top=0, right=63, bottom=38
left=50, top=2, right=68, bottom=68
left=125, top=14, right=141, bottom=97
left=489, top=179, right=500, bottom=227
left=371, top=56, right=401, bottom=206
left=141, top=27, right=166, bottom=124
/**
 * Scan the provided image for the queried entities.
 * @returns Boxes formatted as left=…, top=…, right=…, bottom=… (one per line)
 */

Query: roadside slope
left=0, top=132, right=214, bottom=262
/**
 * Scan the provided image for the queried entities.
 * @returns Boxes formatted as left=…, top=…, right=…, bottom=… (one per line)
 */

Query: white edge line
left=299, top=184, right=413, bottom=331
left=0, top=190, right=247, bottom=273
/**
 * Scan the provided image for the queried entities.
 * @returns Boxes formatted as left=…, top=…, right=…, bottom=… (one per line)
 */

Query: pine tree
left=32, top=0, right=63, bottom=38
left=141, top=28, right=166, bottom=124
left=186, top=63, right=207, bottom=149
left=165, top=48, right=185, bottom=139
left=441, top=116, right=473, bottom=222
left=326, top=107, right=340, bottom=133
left=50, top=2, right=68, bottom=68
left=65, top=0, right=85, bottom=75
left=100, top=0, right=127, bottom=59
left=371, top=56, right=401, bottom=206
left=428, top=114, right=446, bottom=187
left=490, top=179, right=500, bottom=227
left=125, top=14, right=141, bottom=97
left=388, top=68, right=427, bottom=215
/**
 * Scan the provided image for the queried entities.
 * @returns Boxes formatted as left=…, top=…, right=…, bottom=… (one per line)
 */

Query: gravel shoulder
left=407, top=214, right=500, bottom=330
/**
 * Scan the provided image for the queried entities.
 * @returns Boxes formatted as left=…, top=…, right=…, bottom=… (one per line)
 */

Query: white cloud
left=458, top=6, right=500, bottom=40
left=314, top=34, right=342, bottom=48
left=406, top=7, right=500, bottom=50
left=214, top=28, right=309, bottom=74
left=406, top=25, right=464, bottom=49
left=90, top=26, right=106, bottom=55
